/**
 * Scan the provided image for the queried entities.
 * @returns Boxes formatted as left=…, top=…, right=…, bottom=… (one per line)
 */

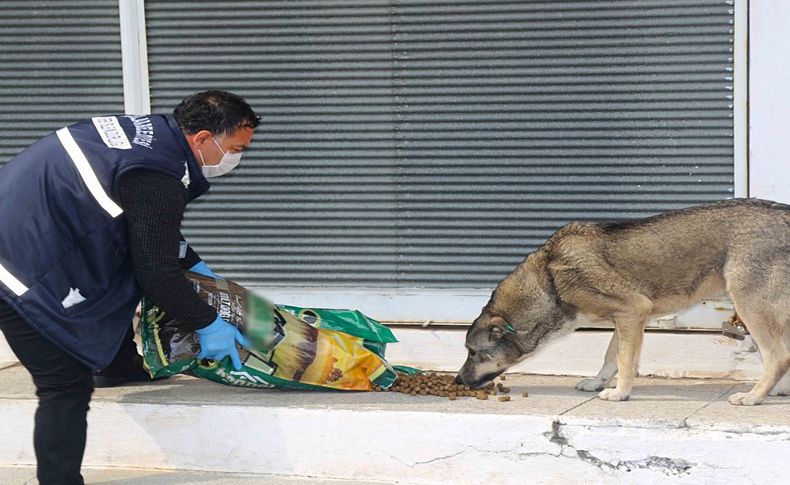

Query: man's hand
left=195, top=316, right=251, bottom=370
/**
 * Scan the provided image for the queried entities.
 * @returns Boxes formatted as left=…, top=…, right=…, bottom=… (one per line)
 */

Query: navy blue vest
left=0, top=114, right=209, bottom=371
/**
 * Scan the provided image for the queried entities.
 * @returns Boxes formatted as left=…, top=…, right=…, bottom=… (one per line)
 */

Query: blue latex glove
left=195, top=316, right=251, bottom=370
left=189, top=261, right=216, bottom=278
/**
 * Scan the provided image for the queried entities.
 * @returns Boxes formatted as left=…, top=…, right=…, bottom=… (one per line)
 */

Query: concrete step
left=2, top=364, right=789, bottom=484
left=1, top=328, right=765, bottom=381
left=385, top=328, right=763, bottom=380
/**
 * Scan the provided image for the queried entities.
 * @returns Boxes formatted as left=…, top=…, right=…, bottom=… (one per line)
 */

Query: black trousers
left=0, top=298, right=92, bottom=485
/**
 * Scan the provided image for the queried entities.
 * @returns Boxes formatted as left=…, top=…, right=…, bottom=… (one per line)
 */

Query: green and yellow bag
left=140, top=273, right=398, bottom=391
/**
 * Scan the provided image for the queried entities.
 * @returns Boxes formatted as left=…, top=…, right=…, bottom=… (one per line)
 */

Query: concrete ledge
left=2, top=365, right=788, bottom=484
left=387, top=328, right=763, bottom=380
left=0, top=328, right=763, bottom=381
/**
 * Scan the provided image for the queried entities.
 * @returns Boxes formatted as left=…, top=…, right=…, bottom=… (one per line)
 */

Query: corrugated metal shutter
left=0, top=1, right=124, bottom=163
left=146, top=0, right=735, bottom=289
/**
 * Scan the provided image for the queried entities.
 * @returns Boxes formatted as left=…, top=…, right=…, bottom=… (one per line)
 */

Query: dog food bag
left=140, top=272, right=398, bottom=391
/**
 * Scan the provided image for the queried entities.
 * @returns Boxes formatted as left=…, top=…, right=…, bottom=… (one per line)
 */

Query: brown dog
left=456, top=198, right=790, bottom=406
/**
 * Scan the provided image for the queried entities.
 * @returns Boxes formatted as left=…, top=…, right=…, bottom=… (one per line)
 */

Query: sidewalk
left=0, top=465, right=388, bottom=485
left=1, top=362, right=789, bottom=484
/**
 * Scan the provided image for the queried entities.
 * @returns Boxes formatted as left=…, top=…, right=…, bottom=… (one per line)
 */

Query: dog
left=456, top=198, right=790, bottom=406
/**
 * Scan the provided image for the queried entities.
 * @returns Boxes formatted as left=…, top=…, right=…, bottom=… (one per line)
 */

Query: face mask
left=199, top=136, right=242, bottom=178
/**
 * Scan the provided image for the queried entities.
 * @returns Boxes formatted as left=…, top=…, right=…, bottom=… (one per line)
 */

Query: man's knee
left=34, top=370, right=94, bottom=404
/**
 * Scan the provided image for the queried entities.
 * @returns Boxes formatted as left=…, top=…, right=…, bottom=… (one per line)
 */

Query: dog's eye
left=468, top=349, right=477, bottom=357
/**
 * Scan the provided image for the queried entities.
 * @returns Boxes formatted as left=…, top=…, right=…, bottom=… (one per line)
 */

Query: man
left=0, top=90, right=259, bottom=484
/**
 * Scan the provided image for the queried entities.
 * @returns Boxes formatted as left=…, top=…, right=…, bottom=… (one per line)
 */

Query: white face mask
left=199, top=136, right=242, bottom=178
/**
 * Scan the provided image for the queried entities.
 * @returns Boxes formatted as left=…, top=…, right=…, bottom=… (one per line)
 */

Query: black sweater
left=118, top=169, right=217, bottom=330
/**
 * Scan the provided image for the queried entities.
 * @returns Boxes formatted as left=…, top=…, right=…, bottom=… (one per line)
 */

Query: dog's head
left=456, top=251, right=572, bottom=388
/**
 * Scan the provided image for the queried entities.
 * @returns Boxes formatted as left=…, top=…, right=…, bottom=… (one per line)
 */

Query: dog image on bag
left=456, top=198, right=790, bottom=406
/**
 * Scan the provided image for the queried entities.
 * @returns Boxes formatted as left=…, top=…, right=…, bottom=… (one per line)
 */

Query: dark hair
left=173, top=90, right=260, bottom=135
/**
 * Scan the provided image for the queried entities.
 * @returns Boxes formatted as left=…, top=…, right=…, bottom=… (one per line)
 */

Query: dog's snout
left=454, top=374, right=464, bottom=385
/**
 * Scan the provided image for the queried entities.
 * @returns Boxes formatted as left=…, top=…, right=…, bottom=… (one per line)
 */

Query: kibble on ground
left=373, top=372, right=526, bottom=401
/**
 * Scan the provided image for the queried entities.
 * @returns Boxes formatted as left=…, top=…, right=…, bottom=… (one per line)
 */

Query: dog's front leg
left=598, top=313, right=649, bottom=402
left=576, top=329, right=618, bottom=391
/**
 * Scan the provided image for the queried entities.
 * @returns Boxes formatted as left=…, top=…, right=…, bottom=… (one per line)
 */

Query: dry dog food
left=371, top=371, right=525, bottom=401
left=374, top=372, right=528, bottom=401
left=373, top=371, right=496, bottom=399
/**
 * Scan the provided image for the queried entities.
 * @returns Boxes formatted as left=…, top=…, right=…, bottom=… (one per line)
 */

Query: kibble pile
left=373, top=372, right=528, bottom=401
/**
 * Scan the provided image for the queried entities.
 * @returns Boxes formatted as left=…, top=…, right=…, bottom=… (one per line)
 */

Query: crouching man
left=0, top=90, right=258, bottom=484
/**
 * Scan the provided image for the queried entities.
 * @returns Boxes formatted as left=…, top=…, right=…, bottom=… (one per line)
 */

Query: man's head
left=174, top=90, right=260, bottom=177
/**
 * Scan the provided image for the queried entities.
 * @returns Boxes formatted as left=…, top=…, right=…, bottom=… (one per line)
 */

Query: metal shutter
left=145, top=0, right=735, bottom=289
left=0, top=1, right=124, bottom=163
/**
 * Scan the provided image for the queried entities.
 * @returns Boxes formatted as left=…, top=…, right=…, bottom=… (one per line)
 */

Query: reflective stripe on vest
left=56, top=127, right=124, bottom=218
left=0, top=261, right=28, bottom=296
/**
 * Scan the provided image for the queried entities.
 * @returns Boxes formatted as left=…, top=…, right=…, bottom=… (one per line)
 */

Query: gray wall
left=1, top=1, right=735, bottom=290
left=146, top=1, right=735, bottom=288
left=0, top=1, right=124, bottom=161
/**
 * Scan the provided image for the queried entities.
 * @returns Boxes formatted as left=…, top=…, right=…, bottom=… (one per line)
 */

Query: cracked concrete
left=577, top=453, right=694, bottom=476
left=547, top=420, right=694, bottom=477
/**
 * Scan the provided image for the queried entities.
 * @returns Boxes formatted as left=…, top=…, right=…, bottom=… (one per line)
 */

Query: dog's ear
left=488, top=316, right=509, bottom=341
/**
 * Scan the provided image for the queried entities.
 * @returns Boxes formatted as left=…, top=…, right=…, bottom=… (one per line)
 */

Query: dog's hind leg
left=728, top=312, right=790, bottom=405
left=725, top=251, right=790, bottom=404
left=576, top=329, right=618, bottom=391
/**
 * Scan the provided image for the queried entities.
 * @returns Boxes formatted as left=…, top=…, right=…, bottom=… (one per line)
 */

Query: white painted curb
left=1, top=400, right=787, bottom=484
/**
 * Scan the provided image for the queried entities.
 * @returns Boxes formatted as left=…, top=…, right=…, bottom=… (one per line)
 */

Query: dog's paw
left=575, top=378, right=606, bottom=392
left=728, top=392, right=764, bottom=406
left=598, top=388, right=630, bottom=401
